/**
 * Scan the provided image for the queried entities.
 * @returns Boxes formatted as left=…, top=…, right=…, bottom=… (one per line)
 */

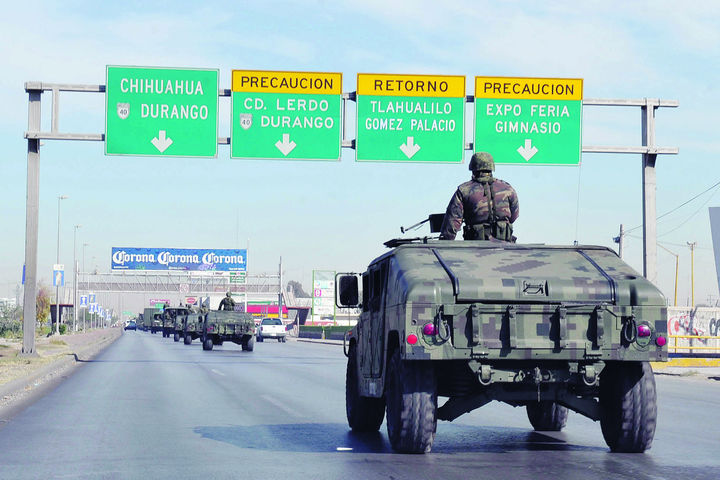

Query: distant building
left=0, top=298, right=17, bottom=308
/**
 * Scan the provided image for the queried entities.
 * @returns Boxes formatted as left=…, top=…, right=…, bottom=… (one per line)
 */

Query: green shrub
left=59, top=324, right=67, bottom=335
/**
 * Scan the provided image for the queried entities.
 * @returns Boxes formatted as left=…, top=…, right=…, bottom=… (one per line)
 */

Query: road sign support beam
left=21, top=83, right=42, bottom=356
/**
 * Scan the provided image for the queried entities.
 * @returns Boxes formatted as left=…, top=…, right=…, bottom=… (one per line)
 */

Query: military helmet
left=469, top=152, right=495, bottom=172
left=226, top=291, right=232, bottom=297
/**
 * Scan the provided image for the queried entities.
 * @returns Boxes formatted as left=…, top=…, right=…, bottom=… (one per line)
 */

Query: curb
left=0, top=329, right=122, bottom=404
left=652, top=358, right=720, bottom=369
left=296, top=338, right=343, bottom=346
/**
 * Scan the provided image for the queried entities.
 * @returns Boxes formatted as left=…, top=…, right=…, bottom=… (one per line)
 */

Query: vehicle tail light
left=406, top=334, right=418, bottom=345
left=422, top=323, right=437, bottom=336
left=656, top=335, right=667, bottom=347
left=637, top=324, right=652, bottom=337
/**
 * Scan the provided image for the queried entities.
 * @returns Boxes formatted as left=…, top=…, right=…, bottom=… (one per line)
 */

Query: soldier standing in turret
left=218, top=291, right=236, bottom=311
left=439, top=152, right=519, bottom=241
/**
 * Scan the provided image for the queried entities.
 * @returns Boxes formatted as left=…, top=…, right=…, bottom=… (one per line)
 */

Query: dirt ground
left=0, top=329, right=121, bottom=387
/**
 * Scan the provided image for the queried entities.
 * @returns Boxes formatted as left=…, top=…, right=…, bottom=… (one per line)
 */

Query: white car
left=256, top=318, right=287, bottom=342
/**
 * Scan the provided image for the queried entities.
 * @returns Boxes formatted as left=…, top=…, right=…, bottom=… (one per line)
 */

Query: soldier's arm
left=509, top=187, right=519, bottom=223
left=439, top=190, right=464, bottom=240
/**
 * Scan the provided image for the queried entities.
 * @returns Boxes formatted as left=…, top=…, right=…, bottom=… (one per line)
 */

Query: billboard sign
left=312, top=270, right=336, bottom=318
left=111, top=247, right=247, bottom=272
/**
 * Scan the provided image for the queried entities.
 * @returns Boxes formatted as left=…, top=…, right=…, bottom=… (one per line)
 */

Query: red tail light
left=656, top=336, right=667, bottom=347
left=422, top=323, right=437, bottom=336
left=406, top=334, right=418, bottom=345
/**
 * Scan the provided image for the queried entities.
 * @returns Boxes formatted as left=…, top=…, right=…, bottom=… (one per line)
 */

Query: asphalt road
left=0, top=331, right=719, bottom=479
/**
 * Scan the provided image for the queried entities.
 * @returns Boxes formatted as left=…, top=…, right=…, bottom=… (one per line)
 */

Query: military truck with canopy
left=338, top=236, right=668, bottom=454
left=142, top=307, right=163, bottom=334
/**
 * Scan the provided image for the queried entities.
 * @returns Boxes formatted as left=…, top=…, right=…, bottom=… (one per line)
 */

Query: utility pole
left=687, top=242, right=696, bottom=307
left=73, top=224, right=81, bottom=333
left=278, top=256, right=283, bottom=322
left=613, top=224, right=624, bottom=259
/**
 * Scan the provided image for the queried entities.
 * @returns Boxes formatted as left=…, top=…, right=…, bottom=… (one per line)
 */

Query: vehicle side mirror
left=336, top=274, right=361, bottom=308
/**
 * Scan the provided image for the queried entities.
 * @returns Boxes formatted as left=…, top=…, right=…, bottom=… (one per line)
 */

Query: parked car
left=124, top=320, right=137, bottom=331
left=256, top=318, right=286, bottom=342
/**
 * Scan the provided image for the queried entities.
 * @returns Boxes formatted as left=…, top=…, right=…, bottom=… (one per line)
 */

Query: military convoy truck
left=199, top=310, right=256, bottom=352
left=338, top=238, right=668, bottom=454
left=142, top=308, right=163, bottom=334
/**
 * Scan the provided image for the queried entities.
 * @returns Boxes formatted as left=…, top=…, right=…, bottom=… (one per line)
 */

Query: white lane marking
left=211, top=369, right=226, bottom=376
left=261, top=394, right=303, bottom=417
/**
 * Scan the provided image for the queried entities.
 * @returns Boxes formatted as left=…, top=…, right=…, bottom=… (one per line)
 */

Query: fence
left=667, top=307, right=720, bottom=357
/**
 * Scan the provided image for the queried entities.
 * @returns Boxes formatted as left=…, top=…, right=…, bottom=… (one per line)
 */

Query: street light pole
left=82, top=242, right=88, bottom=332
left=73, top=224, right=81, bottom=333
left=687, top=242, right=696, bottom=307
left=55, top=195, right=68, bottom=335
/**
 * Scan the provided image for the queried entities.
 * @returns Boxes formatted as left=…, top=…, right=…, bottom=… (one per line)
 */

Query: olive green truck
left=338, top=239, right=668, bottom=454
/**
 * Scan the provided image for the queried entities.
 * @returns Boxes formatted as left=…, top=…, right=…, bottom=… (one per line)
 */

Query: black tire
left=526, top=401, right=569, bottom=431
left=173, top=333, right=180, bottom=342
left=242, top=335, right=255, bottom=352
left=203, top=338, right=213, bottom=351
left=346, top=344, right=385, bottom=432
left=385, top=349, right=437, bottom=453
left=184, top=334, right=192, bottom=345
left=600, top=361, right=657, bottom=453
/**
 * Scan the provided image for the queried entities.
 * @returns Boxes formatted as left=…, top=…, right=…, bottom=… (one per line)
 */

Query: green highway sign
left=231, top=70, right=342, bottom=160
left=474, top=76, right=583, bottom=165
left=356, top=73, right=465, bottom=163
left=105, top=66, right=219, bottom=157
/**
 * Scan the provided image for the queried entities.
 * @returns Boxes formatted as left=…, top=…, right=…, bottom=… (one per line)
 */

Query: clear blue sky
left=1, top=0, right=718, bottom=306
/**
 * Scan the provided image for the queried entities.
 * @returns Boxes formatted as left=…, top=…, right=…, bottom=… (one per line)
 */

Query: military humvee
left=162, top=307, right=191, bottom=340
left=199, top=310, right=256, bottom=352
left=338, top=237, right=667, bottom=454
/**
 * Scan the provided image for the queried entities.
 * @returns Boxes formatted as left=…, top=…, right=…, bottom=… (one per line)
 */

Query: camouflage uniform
left=218, top=292, right=236, bottom=311
left=440, top=152, right=519, bottom=241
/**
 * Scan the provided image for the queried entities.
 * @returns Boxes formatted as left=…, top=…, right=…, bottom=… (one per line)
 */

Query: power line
left=624, top=178, right=720, bottom=234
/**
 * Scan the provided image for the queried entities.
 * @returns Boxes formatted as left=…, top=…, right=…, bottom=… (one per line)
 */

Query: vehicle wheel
left=526, top=401, right=569, bottom=431
left=600, top=361, right=657, bottom=453
left=203, top=338, right=213, bottom=351
left=385, top=349, right=437, bottom=453
left=242, top=335, right=255, bottom=352
left=173, top=333, right=180, bottom=342
left=346, top=344, right=385, bottom=432
left=184, top=334, right=192, bottom=345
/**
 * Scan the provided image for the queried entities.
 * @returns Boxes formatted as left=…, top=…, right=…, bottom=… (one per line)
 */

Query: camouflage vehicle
left=162, top=307, right=191, bottom=340
left=338, top=238, right=668, bottom=454
left=137, top=313, right=145, bottom=331
left=143, top=307, right=163, bottom=334
left=199, top=310, right=256, bottom=352
left=182, top=309, right=205, bottom=345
